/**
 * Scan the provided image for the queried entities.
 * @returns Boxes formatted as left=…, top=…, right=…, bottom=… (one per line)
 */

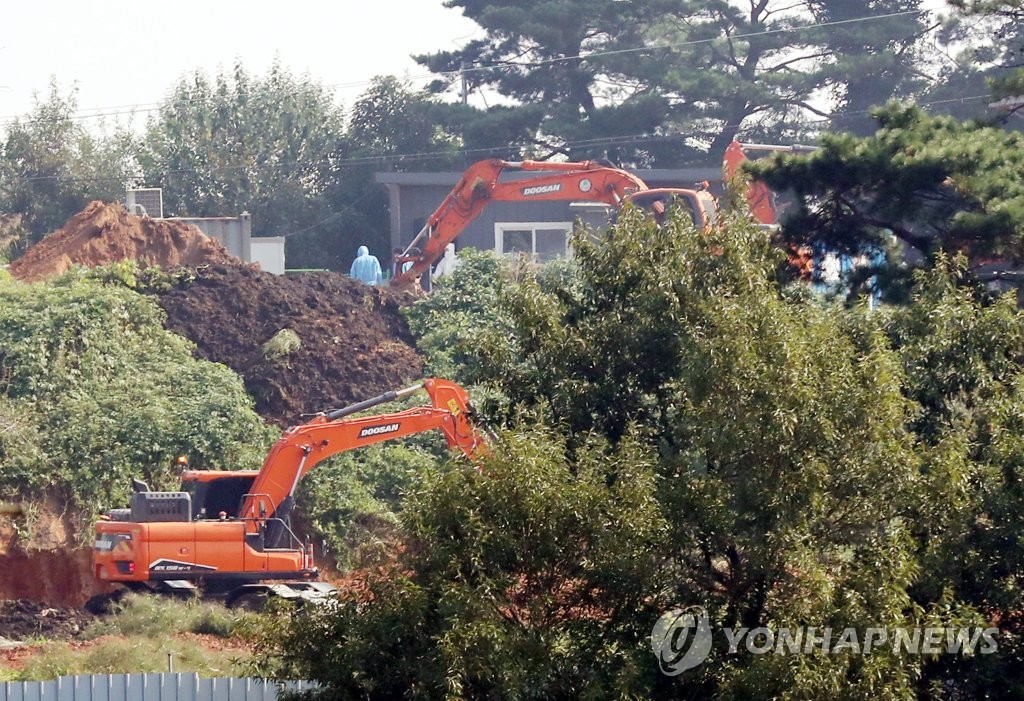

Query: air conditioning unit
left=125, top=188, right=163, bottom=218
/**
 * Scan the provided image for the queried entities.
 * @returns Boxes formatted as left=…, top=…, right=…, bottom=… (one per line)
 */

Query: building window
left=494, top=222, right=573, bottom=261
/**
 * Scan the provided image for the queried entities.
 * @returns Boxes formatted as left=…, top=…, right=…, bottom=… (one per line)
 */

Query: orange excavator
left=722, top=140, right=818, bottom=227
left=390, top=158, right=718, bottom=288
left=389, top=144, right=818, bottom=288
left=723, top=140, right=819, bottom=277
left=93, top=378, right=487, bottom=608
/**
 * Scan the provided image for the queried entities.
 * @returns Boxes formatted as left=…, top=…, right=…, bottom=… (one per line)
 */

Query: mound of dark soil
left=156, top=264, right=424, bottom=427
left=9, top=201, right=236, bottom=282
left=0, top=599, right=95, bottom=641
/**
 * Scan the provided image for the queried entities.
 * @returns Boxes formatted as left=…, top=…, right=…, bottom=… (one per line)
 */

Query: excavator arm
left=391, top=159, right=649, bottom=288
left=238, top=378, right=487, bottom=535
left=93, top=378, right=488, bottom=589
left=723, top=140, right=817, bottom=226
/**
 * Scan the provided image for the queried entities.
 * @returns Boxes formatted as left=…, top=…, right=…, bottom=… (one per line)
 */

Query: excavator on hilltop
left=93, top=378, right=488, bottom=609
left=389, top=158, right=718, bottom=288
left=389, top=143, right=815, bottom=289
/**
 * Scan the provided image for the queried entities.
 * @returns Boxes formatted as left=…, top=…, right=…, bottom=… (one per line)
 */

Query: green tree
left=879, top=259, right=1024, bottom=697
left=925, top=1, right=1024, bottom=120
left=747, top=103, right=1024, bottom=295
left=417, top=1, right=936, bottom=164
left=297, top=76, right=466, bottom=271
left=139, top=62, right=345, bottom=265
left=0, top=82, right=139, bottom=251
left=260, top=202, right=1024, bottom=697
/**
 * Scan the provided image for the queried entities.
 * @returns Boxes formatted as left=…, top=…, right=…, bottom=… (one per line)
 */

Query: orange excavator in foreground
left=93, top=378, right=487, bottom=608
left=390, top=158, right=718, bottom=288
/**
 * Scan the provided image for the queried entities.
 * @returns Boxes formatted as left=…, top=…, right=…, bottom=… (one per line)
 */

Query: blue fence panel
left=1, top=675, right=307, bottom=701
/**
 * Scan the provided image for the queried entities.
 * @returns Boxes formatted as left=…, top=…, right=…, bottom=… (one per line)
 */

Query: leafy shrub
left=404, top=248, right=516, bottom=381
left=262, top=328, right=302, bottom=363
left=0, top=270, right=275, bottom=537
left=79, top=260, right=197, bottom=293
left=296, top=430, right=450, bottom=571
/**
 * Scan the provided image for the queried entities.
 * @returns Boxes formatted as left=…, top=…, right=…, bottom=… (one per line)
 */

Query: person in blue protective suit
left=349, top=245, right=383, bottom=285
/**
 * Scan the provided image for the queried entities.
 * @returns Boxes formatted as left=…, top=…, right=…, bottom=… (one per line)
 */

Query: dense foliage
left=251, top=208, right=1024, bottom=699
left=0, top=268, right=274, bottom=535
left=748, top=104, right=1024, bottom=297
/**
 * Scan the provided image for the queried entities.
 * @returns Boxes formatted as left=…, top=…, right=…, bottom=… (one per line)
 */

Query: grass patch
left=1, top=594, right=260, bottom=681
left=85, top=593, right=255, bottom=639
left=10, top=635, right=250, bottom=680
left=262, top=329, right=301, bottom=363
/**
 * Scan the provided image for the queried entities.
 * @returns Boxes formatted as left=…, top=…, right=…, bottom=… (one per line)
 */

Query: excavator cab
left=623, top=187, right=718, bottom=229
left=178, top=471, right=259, bottom=521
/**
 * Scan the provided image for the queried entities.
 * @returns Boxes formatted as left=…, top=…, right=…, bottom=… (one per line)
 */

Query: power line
left=0, top=7, right=944, bottom=128
left=460, top=8, right=929, bottom=73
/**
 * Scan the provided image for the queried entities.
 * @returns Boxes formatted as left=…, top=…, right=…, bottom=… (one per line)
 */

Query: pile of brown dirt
left=156, top=264, right=424, bottom=428
left=9, top=201, right=236, bottom=282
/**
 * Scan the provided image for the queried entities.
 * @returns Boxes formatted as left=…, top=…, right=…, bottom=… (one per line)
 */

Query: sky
left=0, top=0, right=483, bottom=129
left=0, top=0, right=960, bottom=133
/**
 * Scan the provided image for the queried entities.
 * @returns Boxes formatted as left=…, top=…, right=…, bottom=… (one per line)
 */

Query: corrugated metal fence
left=0, top=674, right=314, bottom=701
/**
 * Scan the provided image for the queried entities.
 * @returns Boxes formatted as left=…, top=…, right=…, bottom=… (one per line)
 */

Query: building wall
left=171, top=214, right=252, bottom=262
left=251, top=237, right=286, bottom=275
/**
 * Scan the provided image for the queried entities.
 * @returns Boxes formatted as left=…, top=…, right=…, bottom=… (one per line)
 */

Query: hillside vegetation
left=0, top=268, right=274, bottom=538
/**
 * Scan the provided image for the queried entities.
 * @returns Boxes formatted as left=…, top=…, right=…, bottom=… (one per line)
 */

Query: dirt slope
left=8, top=201, right=236, bottom=282
left=155, top=264, right=424, bottom=427
left=0, top=495, right=108, bottom=607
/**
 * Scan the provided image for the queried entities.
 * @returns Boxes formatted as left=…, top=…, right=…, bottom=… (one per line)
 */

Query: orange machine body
left=94, top=379, right=487, bottom=589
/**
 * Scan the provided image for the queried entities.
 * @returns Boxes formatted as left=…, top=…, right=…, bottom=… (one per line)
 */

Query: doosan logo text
left=359, top=423, right=401, bottom=438
left=522, top=183, right=562, bottom=196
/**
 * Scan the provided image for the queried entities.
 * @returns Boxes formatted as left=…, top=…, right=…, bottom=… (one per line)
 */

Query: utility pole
left=460, top=63, right=468, bottom=106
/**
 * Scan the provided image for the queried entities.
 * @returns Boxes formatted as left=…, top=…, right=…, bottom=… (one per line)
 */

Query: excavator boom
left=238, top=378, right=487, bottom=533
left=391, top=159, right=653, bottom=288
